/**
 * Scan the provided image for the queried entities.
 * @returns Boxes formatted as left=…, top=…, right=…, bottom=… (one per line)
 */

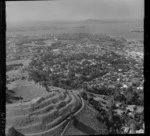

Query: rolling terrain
left=6, top=24, right=144, bottom=135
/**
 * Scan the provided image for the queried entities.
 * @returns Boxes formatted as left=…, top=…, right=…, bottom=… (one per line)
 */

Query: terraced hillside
left=6, top=87, right=82, bottom=136
left=6, top=32, right=144, bottom=134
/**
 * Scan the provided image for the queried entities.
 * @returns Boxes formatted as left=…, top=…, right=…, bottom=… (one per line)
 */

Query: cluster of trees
left=56, top=33, right=92, bottom=40
left=85, top=85, right=115, bottom=96
left=15, top=37, right=49, bottom=46
left=114, top=86, right=144, bottom=106
left=6, top=63, right=23, bottom=72
left=6, top=85, right=23, bottom=104
left=81, top=90, right=143, bottom=134
left=27, top=49, right=112, bottom=90
left=27, top=45, right=136, bottom=92
left=81, top=85, right=144, bottom=134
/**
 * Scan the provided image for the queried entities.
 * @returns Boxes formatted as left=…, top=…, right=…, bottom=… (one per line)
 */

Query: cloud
left=6, top=0, right=144, bottom=23
left=57, top=0, right=144, bottom=20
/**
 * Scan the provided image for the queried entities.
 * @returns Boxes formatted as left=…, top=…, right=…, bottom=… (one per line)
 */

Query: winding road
left=60, top=94, right=85, bottom=136
left=23, top=94, right=85, bottom=136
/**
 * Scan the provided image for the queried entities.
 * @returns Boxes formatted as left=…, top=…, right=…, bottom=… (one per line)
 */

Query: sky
left=6, top=0, right=144, bottom=24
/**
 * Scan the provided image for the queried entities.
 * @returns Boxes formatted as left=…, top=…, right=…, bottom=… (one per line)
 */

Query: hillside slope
left=6, top=87, right=108, bottom=136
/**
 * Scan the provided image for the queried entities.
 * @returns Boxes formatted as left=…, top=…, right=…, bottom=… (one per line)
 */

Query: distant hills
left=80, top=19, right=143, bottom=24
left=7, top=19, right=143, bottom=27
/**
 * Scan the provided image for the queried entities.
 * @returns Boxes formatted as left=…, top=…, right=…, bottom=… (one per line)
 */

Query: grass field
left=7, top=80, right=48, bottom=103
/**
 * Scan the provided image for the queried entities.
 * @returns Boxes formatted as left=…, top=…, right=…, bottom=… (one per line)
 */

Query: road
left=60, top=94, right=85, bottom=136
left=24, top=94, right=85, bottom=136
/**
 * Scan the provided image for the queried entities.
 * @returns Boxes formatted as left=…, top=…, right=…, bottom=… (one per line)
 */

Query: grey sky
left=6, top=0, right=144, bottom=23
